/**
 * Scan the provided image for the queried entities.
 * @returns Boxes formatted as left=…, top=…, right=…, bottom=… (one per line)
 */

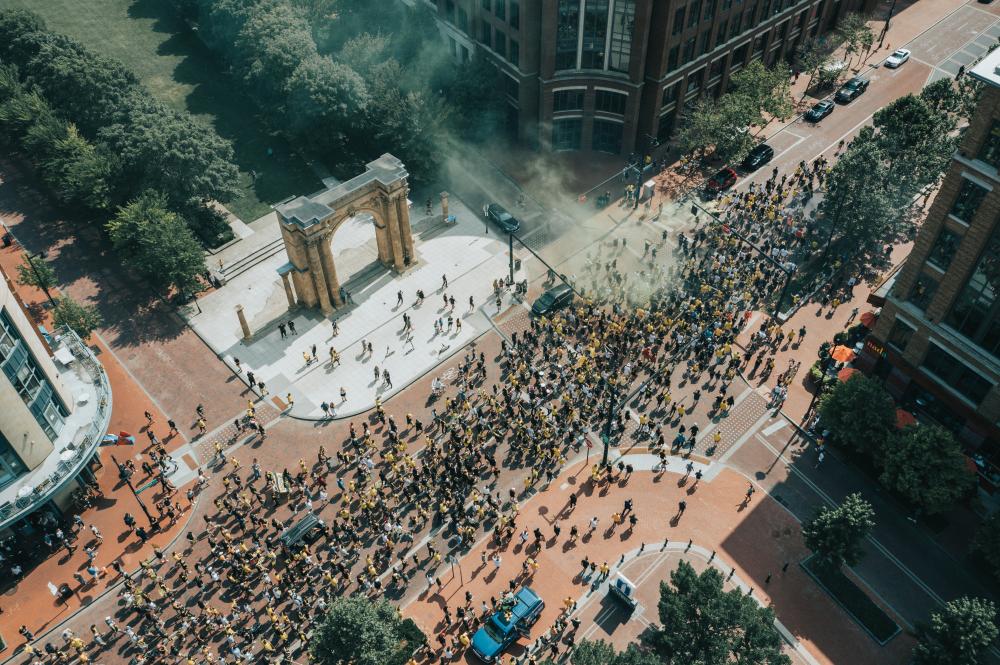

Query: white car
left=884, top=48, right=911, bottom=68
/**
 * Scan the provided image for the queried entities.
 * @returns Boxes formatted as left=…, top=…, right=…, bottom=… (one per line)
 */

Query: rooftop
left=969, top=45, right=1000, bottom=88
left=0, top=327, right=112, bottom=530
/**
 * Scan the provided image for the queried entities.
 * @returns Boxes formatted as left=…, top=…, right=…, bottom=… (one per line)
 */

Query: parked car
left=741, top=144, right=775, bottom=170
left=531, top=284, right=575, bottom=316
left=804, top=100, right=835, bottom=123
left=483, top=203, right=520, bottom=234
left=471, top=587, right=544, bottom=663
left=835, top=76, right=870, bottom=103
left=883, top=48, right=911, bottom=68
left=703, top=166, right=738, bottom=196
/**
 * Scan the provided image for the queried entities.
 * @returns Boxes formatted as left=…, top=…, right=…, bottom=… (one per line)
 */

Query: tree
left=106, top=192, right=206, bottom=296
left=651, top=560, right=790, bottom=665
left=52, top=296, right=103, bottom=341
left=971, top=511, right=1000, bottom=584
left=310, top=596, right=425, bottom=665
left=567, top=641, right=660, bottom=665
left=38, top=123, right=112, bottom=211
left=676, top=94, right=758, bottom=164
left=880, top=425, right=975, bottom=514
left=912, top=597, right=998, bottom=665
left=794, top=37, right=833, bottom=96
left=285, top=54, right=369, bottom=151
left=836, top=13, right=873, bottom=70
left=16, top=255, right=57, bottom=303
left=802, top=492, right=875, bottom=570
left=730, top=60, right=794, bottom=128
left=818, top=374, right=896, bottom=456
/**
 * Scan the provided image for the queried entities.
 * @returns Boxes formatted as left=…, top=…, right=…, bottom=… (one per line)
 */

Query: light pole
left=508, top=231, right=515, bottom=286
left=877, top=0, right=898, bottom=50
left=111, top=454, right=158, bottom=530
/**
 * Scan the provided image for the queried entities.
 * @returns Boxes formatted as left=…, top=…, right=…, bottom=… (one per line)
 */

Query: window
left=978, top=120, right=1000, bottom=168
left=581, top=0, right=610, bottom=69
left=673, top=6, right=686, bottom=34
left=950, top=178, right=989, bottom=222
left=704, top=0, right=717, bottom=20
left=592, top=119, right=623, bottom=153
left=909, top=272, right=938, bottom=310
left=495, top=30, right=507, bottom=57
left=449, top=36, right=457, bottom=57
left=556, top=0, right=581, bottom=70
left=657, top=109, right=678, bottom=141
left=687, top=68, right=704, bottom=92
left=732, top=42, right=749, bottom=65
left=741, top=9, right=753, bottom=31
left=608, top=0, right=635, bottom=73
left=923, top=343, right=993, bottom=405
left=510, top=39, right=519, bottom=66
left=716, top=19, right=728, bottom=47
left=496, top=0, right=506, bottom=19
left=595, top=90, right=627, bottom=114
left=510, top=0, right=520, bottom=29
left=482, top=20, right=492, bottom=46
left=504, top=74, right=519, bottom=98
left=668, top=45, right=680, bottom=72
left=0, top=431, right=27, bottom=491
left=552, top=118, right=582, bottom=150
left=0, top=309, right=66, bottom=440
left=723, top=0, right=732, bottom=8
left=663, top=81, right=680, bottom=104
left=887, top=319, right=915, bottom=351
left=945, top=225, right=1000, bottom=358
left=709, top=57, right=725, bottom=81
left=927, top=227, right=961, bottom=271
left=458, top=7, right=469, bottom=32
left=553, top=89, right=585, bottom=112
left=682, top=37, right=696, bottom=64
left=753, top=34, right=766, bottom=57
left=688, top=1, right=701, bottom=27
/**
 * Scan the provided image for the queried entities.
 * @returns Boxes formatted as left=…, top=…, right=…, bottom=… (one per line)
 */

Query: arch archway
left=275, top=154, right=414, bottom=314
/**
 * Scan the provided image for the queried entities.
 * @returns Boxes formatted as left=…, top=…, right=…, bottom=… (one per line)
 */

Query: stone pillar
left=373, top=217, right=392, bottom=266
left=440, top=191, right=449, bottom=222
left=396, top=195, right=414, bottom=266
left=280, top=272, right=296, bottom=310
left=319, top=236, right=344, bottom=307
left=306, top=241, right=333, bottom=315
left=385, top=203, right=405, bottom=272
left=236, top=305, right=252, bottom=341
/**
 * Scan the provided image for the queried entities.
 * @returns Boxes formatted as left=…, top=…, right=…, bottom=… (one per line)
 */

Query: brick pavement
left=403, top=461, right=916, bottom=665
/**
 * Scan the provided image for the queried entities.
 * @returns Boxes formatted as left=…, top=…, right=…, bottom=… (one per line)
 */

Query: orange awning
left=860, top=311, right=878, bottom=328
left=830, top=345, right=856, bottom=363
left=895, top=409, right=916, bottom=430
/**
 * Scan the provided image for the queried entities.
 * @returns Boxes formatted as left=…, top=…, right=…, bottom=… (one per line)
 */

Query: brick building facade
left=414, top=0, right=872, bottom=156
left=859, top=50, right=1000, bottom=486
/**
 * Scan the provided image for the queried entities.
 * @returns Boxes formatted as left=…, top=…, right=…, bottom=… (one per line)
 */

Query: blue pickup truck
left=471, top=587, right=544, bottom=663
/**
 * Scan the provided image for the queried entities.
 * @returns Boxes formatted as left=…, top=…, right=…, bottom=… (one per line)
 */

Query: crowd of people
left=13, top=155, right=855, bottom=665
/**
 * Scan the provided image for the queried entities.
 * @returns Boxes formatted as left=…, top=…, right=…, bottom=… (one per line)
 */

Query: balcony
left=0, top=327, right=112, bottom=530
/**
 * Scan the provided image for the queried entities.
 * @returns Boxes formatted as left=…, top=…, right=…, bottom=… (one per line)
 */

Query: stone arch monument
left=275, top=154, right=414, bottom=315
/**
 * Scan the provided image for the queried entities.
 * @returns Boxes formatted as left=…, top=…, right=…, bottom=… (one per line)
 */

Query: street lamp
left=111, top=454, right=158, bottom=530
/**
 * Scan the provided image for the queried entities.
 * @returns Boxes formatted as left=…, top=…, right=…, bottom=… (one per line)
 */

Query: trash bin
left=1, top=233, right=10, bottom=247
left=514, top=258, right=522, bottom=271
left=59, top=584, right=73, bottom=600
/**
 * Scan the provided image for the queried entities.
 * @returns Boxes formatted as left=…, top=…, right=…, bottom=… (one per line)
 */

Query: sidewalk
left=0, top=242, right=197, bottom=647
left=402, top=459, right=915, bottom=665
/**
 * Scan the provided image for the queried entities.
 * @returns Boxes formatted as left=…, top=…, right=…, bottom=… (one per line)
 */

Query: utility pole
left=508, top=231, right=514, bottom=286
left=877, top=0, right=897, bottom=50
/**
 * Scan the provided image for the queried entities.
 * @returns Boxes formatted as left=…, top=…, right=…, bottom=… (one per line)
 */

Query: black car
left=483, top=203, right=521, bottom=234
left=742, top=143, right=774, bottom=170
left=531, top=284, right=574, bottom=316
left=804, top=100, right=834, bottom=123
left=835, top=77, right=869, bottom=103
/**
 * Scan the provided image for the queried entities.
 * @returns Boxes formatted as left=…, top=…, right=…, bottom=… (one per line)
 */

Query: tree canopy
left=106, top=192, right=206, bottom=296
left=880, top=424, right=975, bottom=514
left=650, top=560, right=790, bottom=665
left=310, top=596, right=425, bottom=665
left=802, top=492, right=875, bottom=570
left=912, top=597, right=998, bottom=665
left=818, top=374, right=896, bottom=456
left=972, top=511, right=1000, bottom=585
left=52, top=296, right=103, bottom=341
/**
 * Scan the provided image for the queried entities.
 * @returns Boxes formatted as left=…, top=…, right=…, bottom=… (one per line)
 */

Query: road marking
left=770, top=133, right=807, bottom=163
left=762, top=420, right=789, bottom=436
left=753, top=435, right=941, bottom=626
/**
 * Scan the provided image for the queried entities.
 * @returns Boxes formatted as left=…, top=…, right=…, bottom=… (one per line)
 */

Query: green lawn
left=0, top=0, right=323, bottom=222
